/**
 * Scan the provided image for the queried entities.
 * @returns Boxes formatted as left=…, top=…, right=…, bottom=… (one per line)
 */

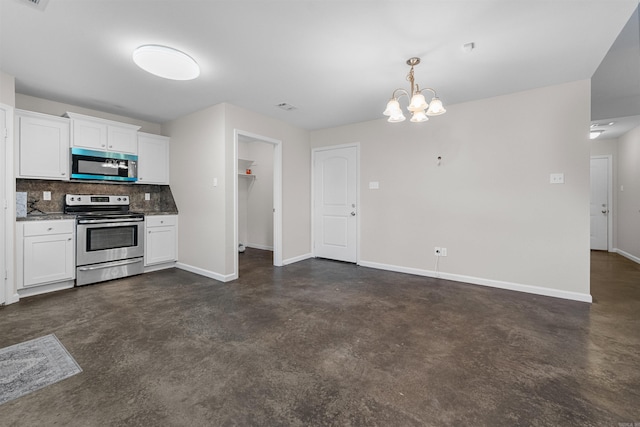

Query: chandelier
left=383, top=57, right=446, bottom=123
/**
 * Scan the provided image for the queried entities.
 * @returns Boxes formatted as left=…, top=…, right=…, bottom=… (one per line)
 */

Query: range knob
left=123, top=197, right=127, bottom=202
left=117, top=197, right=122, bottom=201
left=78, top=197, right=82, bottom=201
left=70, top=197, right=75, bottom=201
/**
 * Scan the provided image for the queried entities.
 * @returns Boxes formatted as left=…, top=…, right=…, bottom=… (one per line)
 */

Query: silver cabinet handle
left=47, top=227, right=53, bottom=231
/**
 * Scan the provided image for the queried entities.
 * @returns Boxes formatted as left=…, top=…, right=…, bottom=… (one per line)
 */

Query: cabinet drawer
left=23, top=220, right=75, bottom=236
left=146, top=215, right=176, bottom=227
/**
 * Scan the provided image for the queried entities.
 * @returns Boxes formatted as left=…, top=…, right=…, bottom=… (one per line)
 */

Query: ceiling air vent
left=17, top=0, right=50, bottom=11
left=276, top=102, right=297, bottom=111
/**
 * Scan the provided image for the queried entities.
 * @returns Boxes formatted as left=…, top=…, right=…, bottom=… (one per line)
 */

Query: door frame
left=590, top=155, right=613, bottom=251
left=233, top=129, right=283, bottom=278
left=311, top=143, right=360, bottom=263
left=1, top=103, right=16, bottom=305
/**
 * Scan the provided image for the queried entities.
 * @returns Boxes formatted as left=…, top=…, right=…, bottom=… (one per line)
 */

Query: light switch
left=213, top=178, right=218, bottom=187
left=369, top=181, right=380, bottom=190
left=145, top=193, right=151, bottom=201
left=43, top=191, right=51, bottom=201
left=550, top=173, right=564, bottom=184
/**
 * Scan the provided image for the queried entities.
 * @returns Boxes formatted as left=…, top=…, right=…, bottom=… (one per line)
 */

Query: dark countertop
left=16, top=214, right=76, bottom=221
left=17, top=212, right=178, bottom=221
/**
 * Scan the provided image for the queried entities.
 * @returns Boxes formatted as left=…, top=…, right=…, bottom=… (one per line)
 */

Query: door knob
left=601, top=210, right=608, bottom=214
left=350, top=212, right=356, bottom=216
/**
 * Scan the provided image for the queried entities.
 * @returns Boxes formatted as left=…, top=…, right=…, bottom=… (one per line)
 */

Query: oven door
left=76, top=218, right=144, bottom=266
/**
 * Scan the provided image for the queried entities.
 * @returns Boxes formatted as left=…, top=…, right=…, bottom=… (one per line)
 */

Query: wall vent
left=17, top=0, right=50, bottom=11
left=275, top=102, right=297, bottom=111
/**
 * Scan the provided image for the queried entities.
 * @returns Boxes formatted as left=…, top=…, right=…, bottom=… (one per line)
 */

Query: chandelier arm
left=391, top=88, right=410, bottom=100
left=418, top=87, right=438, bottom=98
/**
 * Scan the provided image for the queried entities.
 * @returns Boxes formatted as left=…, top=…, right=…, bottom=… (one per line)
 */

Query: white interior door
left=590, top=157, right=609, bottom=250
left=313, top=145, right=357, bottom=263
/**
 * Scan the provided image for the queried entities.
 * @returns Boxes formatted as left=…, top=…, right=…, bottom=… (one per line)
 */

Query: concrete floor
left=0, top=250, right=638, bottom=426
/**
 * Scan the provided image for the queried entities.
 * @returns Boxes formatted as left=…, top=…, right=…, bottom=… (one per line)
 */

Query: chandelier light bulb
left=408, top=93, right=428, bottom=112
left=410, top=110, right=428, bottom=123
left=426, top=97, right=446, bottom=116
left=383, top=99, right=402, bottom=116
left=388, top=111, right=406, bottom=123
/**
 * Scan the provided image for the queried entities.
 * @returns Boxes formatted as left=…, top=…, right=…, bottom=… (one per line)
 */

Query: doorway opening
left=234, top=130, right=282, bottom=278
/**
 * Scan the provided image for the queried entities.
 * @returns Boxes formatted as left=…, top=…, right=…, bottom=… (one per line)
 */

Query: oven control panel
left=65, top=194, right=129, bottom=206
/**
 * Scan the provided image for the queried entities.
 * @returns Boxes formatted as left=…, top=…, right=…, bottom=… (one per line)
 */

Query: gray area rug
left=0, top=334, right=82, bottom=405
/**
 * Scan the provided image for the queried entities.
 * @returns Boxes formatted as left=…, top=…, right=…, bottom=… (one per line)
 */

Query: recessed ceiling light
left=133, top=45, right=200, bottom=81
left=590, top=130, right=604, bottom=139
left=608, top=122, right=615, bottom=126
left=590, top=123, right=599, bottom=128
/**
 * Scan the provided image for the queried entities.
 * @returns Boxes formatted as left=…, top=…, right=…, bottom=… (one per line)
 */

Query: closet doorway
left=234, top=130, right=282, bottom=278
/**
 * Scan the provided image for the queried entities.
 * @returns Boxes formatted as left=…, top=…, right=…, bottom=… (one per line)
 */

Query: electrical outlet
left=145, top=193, right=151, bottom=201
left=43, top=191, right=51, bottom=201
left=435, top=247, right=447, bottom=257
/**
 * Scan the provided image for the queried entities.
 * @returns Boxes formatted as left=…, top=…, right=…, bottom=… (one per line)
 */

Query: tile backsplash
left=16, top=179, right=178, bottom=214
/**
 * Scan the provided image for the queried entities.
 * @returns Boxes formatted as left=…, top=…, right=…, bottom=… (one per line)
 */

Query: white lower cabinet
left=145, top=215, right=178, bottom=269
left=17, top=220, right=75, bottom=297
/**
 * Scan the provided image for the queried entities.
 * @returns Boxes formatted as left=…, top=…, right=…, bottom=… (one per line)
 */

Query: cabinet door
left=18, top=115, right=70, bottom=180
left=23, top=233, right=74, bottom=287
left=72, top=119, right=108, bottom=150
left=108, top=126, right=138, bottom=154
left=138, top=134, right=169, bottom=184
left=145, top=226, right=176, bottom=265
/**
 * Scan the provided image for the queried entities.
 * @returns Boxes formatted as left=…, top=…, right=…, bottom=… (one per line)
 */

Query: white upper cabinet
left=137, top=132, right=170, bottom=185
left=66, top=112, right=140, bottom=154
left=16, top=110, right=70, bottom=180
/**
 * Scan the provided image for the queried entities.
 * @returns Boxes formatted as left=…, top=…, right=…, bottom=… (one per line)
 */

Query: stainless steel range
left=65, top=194, right=144, bottom=286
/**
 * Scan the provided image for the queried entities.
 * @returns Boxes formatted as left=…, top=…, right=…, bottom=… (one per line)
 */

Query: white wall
left=238, top=141, right=250, bottom=248
left=311, top=80, right=592, bottom=301
left=163, top=104, right=228, bottom=278
left=246, top=141, right=274, bottom=250
left=0, top=70, right=16, bottom=107
left=164, top=103, right=310, bottom=279
left=616, top=124, right=640, bottom=261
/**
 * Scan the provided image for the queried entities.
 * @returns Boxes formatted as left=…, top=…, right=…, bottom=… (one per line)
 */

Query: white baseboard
left=246, top=243, right=274, bottom=251
left=176, top=262, right=237, bottom=282
left=6, top=292, right=20, bottom=305
left=144, top=261, right=176, bottom=273
left=283, top=253, right=313, bottom=266
left=613, top=248, right=640, bottom=264
left=358, top=260, right=592, bottom=303
left=17, top=280, right=75, bottom=299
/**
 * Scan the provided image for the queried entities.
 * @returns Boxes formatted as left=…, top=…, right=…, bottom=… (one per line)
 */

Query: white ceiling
left=0, top=0, right=638, bottom=131
left=591, top=6, right=640, bottom=140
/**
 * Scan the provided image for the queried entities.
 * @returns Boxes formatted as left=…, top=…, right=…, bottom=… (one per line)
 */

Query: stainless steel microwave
left=71, top=148, right=138, bottom=182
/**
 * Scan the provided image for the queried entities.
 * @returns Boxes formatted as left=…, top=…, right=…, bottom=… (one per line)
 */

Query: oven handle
left=77, top=258, right=142, bottom=271
left=78, top=217, right=144, bottom=224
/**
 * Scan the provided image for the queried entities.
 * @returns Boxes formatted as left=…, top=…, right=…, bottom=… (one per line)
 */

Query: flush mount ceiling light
left=383, top=57, right=446, bottom=123
left=590, top=130, right=605, bottom=139
left=133, top=45, right=200, bottom=81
